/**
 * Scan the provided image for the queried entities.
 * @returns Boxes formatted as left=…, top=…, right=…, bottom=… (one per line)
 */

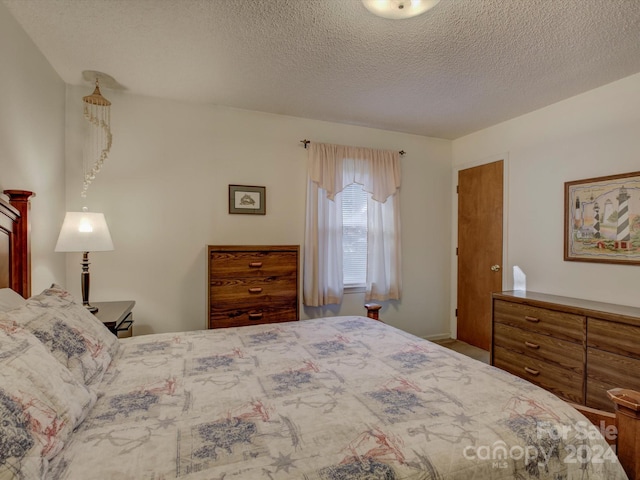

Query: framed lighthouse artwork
left=564, top=171, right=640, bottom=265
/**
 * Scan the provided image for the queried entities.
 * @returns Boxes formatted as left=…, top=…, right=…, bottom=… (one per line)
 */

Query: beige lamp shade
left=55, top=211, right=114, bottom=252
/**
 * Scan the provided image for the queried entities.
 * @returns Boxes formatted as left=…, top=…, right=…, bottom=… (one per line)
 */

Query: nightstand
left=92, top=300, right=135, bottom=338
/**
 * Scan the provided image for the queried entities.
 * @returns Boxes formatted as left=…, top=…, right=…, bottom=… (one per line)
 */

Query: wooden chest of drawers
left=208, top=245, right=299, bottom=328
left=492, top=291, right=640, bottom=411
left=492, top=297, right=586, bottom=404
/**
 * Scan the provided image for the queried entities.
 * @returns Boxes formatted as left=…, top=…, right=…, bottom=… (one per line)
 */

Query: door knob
left=490, top=264, right=501, bottom=272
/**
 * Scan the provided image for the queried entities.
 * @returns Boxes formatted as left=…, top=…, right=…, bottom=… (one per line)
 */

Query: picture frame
left=564, top=171, right=640, bottom=265
left=228, top=185, right=266, bottom=215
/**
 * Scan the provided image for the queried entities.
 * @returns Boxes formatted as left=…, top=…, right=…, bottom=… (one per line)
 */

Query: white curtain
left=303, top=142, right=402, bottom=306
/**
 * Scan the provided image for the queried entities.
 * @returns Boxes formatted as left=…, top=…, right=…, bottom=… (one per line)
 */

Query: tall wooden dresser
left=492, top=291, right=640, bottom=411
left=207, top=245, right=299, bottom=329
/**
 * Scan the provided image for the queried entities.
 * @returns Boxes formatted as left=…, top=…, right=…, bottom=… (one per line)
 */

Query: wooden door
left=457, top=160, right=504, bottom=350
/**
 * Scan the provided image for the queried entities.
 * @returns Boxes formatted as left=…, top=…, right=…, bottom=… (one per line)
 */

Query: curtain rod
left=300, top=139, right=405, bottom=156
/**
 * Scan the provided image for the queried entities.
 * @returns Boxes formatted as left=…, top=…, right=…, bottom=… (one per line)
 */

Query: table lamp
left=55, top=209, right=114, bottom=313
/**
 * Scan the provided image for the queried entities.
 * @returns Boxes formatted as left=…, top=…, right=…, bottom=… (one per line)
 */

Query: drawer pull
left=524, top=316, right=540, bottom=323
left=248, top=312, right=263, bottom=320
left=248, top=287, right=263, bottom=293
left=524, top=341, right=540, bottom=349
left=524, top=367, right=540, bottom=376
left=249, top=262, right=263, bottom=268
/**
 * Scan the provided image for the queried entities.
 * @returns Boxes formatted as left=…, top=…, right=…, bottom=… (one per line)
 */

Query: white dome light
left=362, top=0, right=440, bottom=19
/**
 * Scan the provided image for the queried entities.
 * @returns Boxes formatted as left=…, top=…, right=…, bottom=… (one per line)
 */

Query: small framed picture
left=228, top=185, right=266, bottom=215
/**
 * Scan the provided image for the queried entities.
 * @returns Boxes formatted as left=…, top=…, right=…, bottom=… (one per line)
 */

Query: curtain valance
left=308, top=143, right=401, bottom=203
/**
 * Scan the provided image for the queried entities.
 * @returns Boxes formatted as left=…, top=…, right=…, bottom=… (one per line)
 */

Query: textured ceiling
left=4, top=0, right=640, bottom=139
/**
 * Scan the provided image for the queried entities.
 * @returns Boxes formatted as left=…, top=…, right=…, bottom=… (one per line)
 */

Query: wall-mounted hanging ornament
left=81, top=76, right=112, bottom=198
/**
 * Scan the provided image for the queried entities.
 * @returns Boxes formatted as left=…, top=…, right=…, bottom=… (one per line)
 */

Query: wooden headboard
left=0, top=190, right=34, bottom=298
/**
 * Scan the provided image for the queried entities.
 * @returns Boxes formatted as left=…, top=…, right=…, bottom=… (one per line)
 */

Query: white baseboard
left=422, top=333, right=452, bottom=342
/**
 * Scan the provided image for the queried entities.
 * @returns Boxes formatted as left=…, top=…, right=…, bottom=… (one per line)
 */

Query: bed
left=1, top=191, right=638, bottom=480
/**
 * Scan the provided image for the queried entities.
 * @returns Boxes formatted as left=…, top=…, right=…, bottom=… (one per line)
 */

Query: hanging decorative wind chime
left=81, top=79, right=112, bottom=198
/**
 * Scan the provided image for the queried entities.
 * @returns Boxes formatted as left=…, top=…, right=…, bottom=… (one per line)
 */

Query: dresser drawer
left=493, top=345, right=584, bottom=404
left=209, top=277, right=297, bottom=306
left=493, top=323, right=584, bottom=373
left=586, top=347, right=640, bottom=411
left=493, top=299, right=585, bottom=343
left=210, top=250, right=297, bottom=278
left=210, top=306, right=298, bottom=329
left=587, top=318, right=640, bottom=360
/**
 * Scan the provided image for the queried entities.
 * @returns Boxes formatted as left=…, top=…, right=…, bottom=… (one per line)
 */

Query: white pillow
left=0, top=288, right=26, bottom=312
left=7, top=285, right=119, bottom=388
left=0, top=321, right=96, bottom=478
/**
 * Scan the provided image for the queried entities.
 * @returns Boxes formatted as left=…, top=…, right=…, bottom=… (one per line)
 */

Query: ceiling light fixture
left=361, top=0, right=440, bottom=19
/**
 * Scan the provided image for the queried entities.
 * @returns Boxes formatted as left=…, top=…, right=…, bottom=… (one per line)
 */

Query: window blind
left=341, top=183, right=368, bottom=285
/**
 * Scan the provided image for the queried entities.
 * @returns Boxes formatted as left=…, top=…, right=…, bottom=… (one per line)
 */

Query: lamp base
left=81, top=252, right=99, bottom=314
left=84, top=304, right=99, bottom=314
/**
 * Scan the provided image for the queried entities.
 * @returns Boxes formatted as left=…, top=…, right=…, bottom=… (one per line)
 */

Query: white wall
left=0, top=2, right=66, bottom=294
left=452, top=73, right=640, bottom=310
left=64, top=87, right=452, bottom=337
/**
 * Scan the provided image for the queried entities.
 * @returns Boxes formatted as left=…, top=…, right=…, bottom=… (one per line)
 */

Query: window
left=341, top=183, right=367, bottom=286
left=303, top=142, right=401, bottom=307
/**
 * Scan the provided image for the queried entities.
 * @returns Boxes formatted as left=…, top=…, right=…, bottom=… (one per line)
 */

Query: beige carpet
left=434, top=339, right=490, bottom=364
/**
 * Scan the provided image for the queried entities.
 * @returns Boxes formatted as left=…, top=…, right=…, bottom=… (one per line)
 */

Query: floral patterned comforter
left=48, top=317, right=627, bottom=479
